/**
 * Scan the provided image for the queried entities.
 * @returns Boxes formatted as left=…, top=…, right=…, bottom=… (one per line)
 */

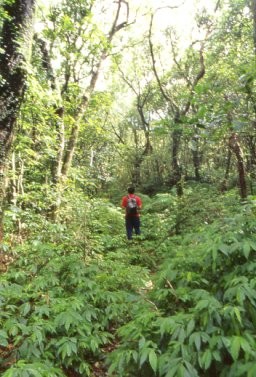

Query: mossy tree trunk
left=0, top=0, right=35, bottom=242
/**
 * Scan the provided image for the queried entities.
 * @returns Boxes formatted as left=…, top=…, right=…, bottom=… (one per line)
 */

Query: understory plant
left=0, top=202, right=150, bottom=377
left=1, top=189, right=256, bottom=377
left=107, top=195, right=256, bottom=377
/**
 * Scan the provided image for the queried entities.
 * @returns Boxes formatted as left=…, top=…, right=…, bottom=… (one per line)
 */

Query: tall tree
left=149, top=12, right=208, bottom=196
left=251, top=0, right=256, bottom=53
left=0, top=0, right=36, bottom=241
left=37, top=0, right=130, bottom=220
left=117, top=58, right=154, bottom=186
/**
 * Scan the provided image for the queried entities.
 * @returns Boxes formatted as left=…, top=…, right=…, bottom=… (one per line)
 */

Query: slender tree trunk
left=228, top=133, right=247, bottom=199
left=17, top=153, right=24, bottom=197
left=8, top=151, right=24, bottom=238
left=61, top=122, right=79, bottom=176
left=132, top=158, right=143, bottom=186
left=49, top=107, right=65, bottom=221
left=51, top=107, right=65, bottom=185
left=244, top=135, right=256, bottom=195
left=245, top=135, right=256, bottom=173
left=192, top=150, right=200, bottom=181
left=137, top=103, right=153, bottom=156
left=11, top=152, right=17, bottom=206
left=191, top=137, right=201, bottom=181
left=61, top=97, right=88, bottom=177
left=155, top=159, right=164, bottom=186
left=220, top=148, right=232, bottom=192
left=131, top=129, right=142, bottom=185
left=247, top=1, right=256, bottom=185
left=251, top=0, right=256, bottom=53
left=0, top=0, right=35, bottom=241
left=172, top=128, right=183, bottom=196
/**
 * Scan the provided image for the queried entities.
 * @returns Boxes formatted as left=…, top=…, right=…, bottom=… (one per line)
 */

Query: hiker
left=121, top=186, right=142, bottom=240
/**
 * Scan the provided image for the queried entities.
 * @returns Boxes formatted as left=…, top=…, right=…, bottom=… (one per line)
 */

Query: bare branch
left=117, top=65, right=140, bottom=96
left=169, top=33, right=192, bottom=87
left=148, top=14, right=179, bottom=114
left=110, top=122, right=125, bottom=144
left=154, top=2, right=185, bottom=12
left=109, top=0, right=130, bottom=39
left=166, top=279, right=178, bottom=298
left=215, top=0, right=221, bottom=12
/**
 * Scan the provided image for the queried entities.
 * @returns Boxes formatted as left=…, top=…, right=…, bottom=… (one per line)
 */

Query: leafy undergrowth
left=1, top=186, right=256, bottom=376
left=107, top=192, right=256, bottom=377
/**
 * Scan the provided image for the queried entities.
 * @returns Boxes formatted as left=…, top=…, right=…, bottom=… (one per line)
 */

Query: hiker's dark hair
left=127, top=186, right=135, bottom=194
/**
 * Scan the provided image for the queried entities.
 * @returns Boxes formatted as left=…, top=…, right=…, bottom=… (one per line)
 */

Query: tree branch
left=148, top=14, right=179, bottom=114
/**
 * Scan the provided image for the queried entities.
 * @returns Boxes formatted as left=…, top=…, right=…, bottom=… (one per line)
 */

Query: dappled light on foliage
left=1, top=0, right=256, bottom=375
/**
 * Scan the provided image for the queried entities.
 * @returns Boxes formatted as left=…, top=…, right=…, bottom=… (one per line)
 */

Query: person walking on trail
left=121, top=186, right=142, bottom=240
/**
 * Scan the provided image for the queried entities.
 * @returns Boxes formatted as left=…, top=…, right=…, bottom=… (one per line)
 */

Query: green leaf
left=230, top=336, right=241, bottom=361
left=178, top=328, right=186, bottom=343
left=233, top=307, right=242, bottom=325
left=249, top=241, right=256, bottom=251
left=9, top=325, right=19, bottom=336
left=184, top=361, right=200, bottom=377
left=20, top=302, right=31, bottom=316
left=166, top=363, right=180, bottom=377
left=212, top=350, right=221, bottom=362
left=189, top=332, right=201, bottom=351
left=56, top=337, right=77, bottom=360
left=195, top=300, right=209, bottom=311
left=79, top=361, right=91, bottom=375
left=139, top=347, right=150, bottom=367
left=242, top=241, right=251, bottom=259
left=1, top=369, right=14, bottom=377
left=0, top=330, right=8, bottom=347
left=201, top=349, right=212, bottom=369
left=218, top=244, right=229, bottom=256
left=149, top=349, right=158, bottom=373
left=132, top=350, right=138, bottom=362
left=177, top=364, right=186, bottom=377
left=138, top=337, right=146, bottom=349
left=90, top=338, right=98, bottom=353
left=211, top=247, right=217, bottom=263
left=186, top=319, right=195, bottom=336
left=240, top=337, right=251, bottom=354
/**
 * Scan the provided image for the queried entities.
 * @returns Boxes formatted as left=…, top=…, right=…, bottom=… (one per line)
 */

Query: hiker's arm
left=137, top=197, right=142, bottom=210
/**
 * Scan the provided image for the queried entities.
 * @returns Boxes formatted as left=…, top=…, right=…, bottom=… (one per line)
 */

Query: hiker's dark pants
left=125, top=216, right=141, bottom=240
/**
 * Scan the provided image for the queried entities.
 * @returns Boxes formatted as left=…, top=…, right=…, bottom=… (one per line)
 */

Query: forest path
left=90, top=232, right=165, bottom=377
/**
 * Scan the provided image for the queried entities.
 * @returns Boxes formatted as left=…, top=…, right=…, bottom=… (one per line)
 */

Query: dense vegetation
left=0, top=0, right=256, bottom=376
left=1, top=188, right=256, bottom=376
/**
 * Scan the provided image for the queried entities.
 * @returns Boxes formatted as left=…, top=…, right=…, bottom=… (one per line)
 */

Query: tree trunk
left=51, top=107, right=65, bottom=184
left=251, top=0, right=256, bottom=53
left=46, top=0, right=129, bottom=221
left=172, top=128, right=183, bottom=196
left=149, top=13, right=207, bottom=197
left=245, top=134, right=256, bottom=174
left=0, top=0, right=35, bottom=241
left=220, top=148, right=232, bottom=192
left=191, top=137, right=201, bottom=181
left=59, top=0, right=129, bottom=180
left=61, top=97, right=88, bottom=177
left=48, top=107, right=65, bottom=221
left=131, top=129, right=142, bottom=186
left=228, top=133, right=247, bottom=199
